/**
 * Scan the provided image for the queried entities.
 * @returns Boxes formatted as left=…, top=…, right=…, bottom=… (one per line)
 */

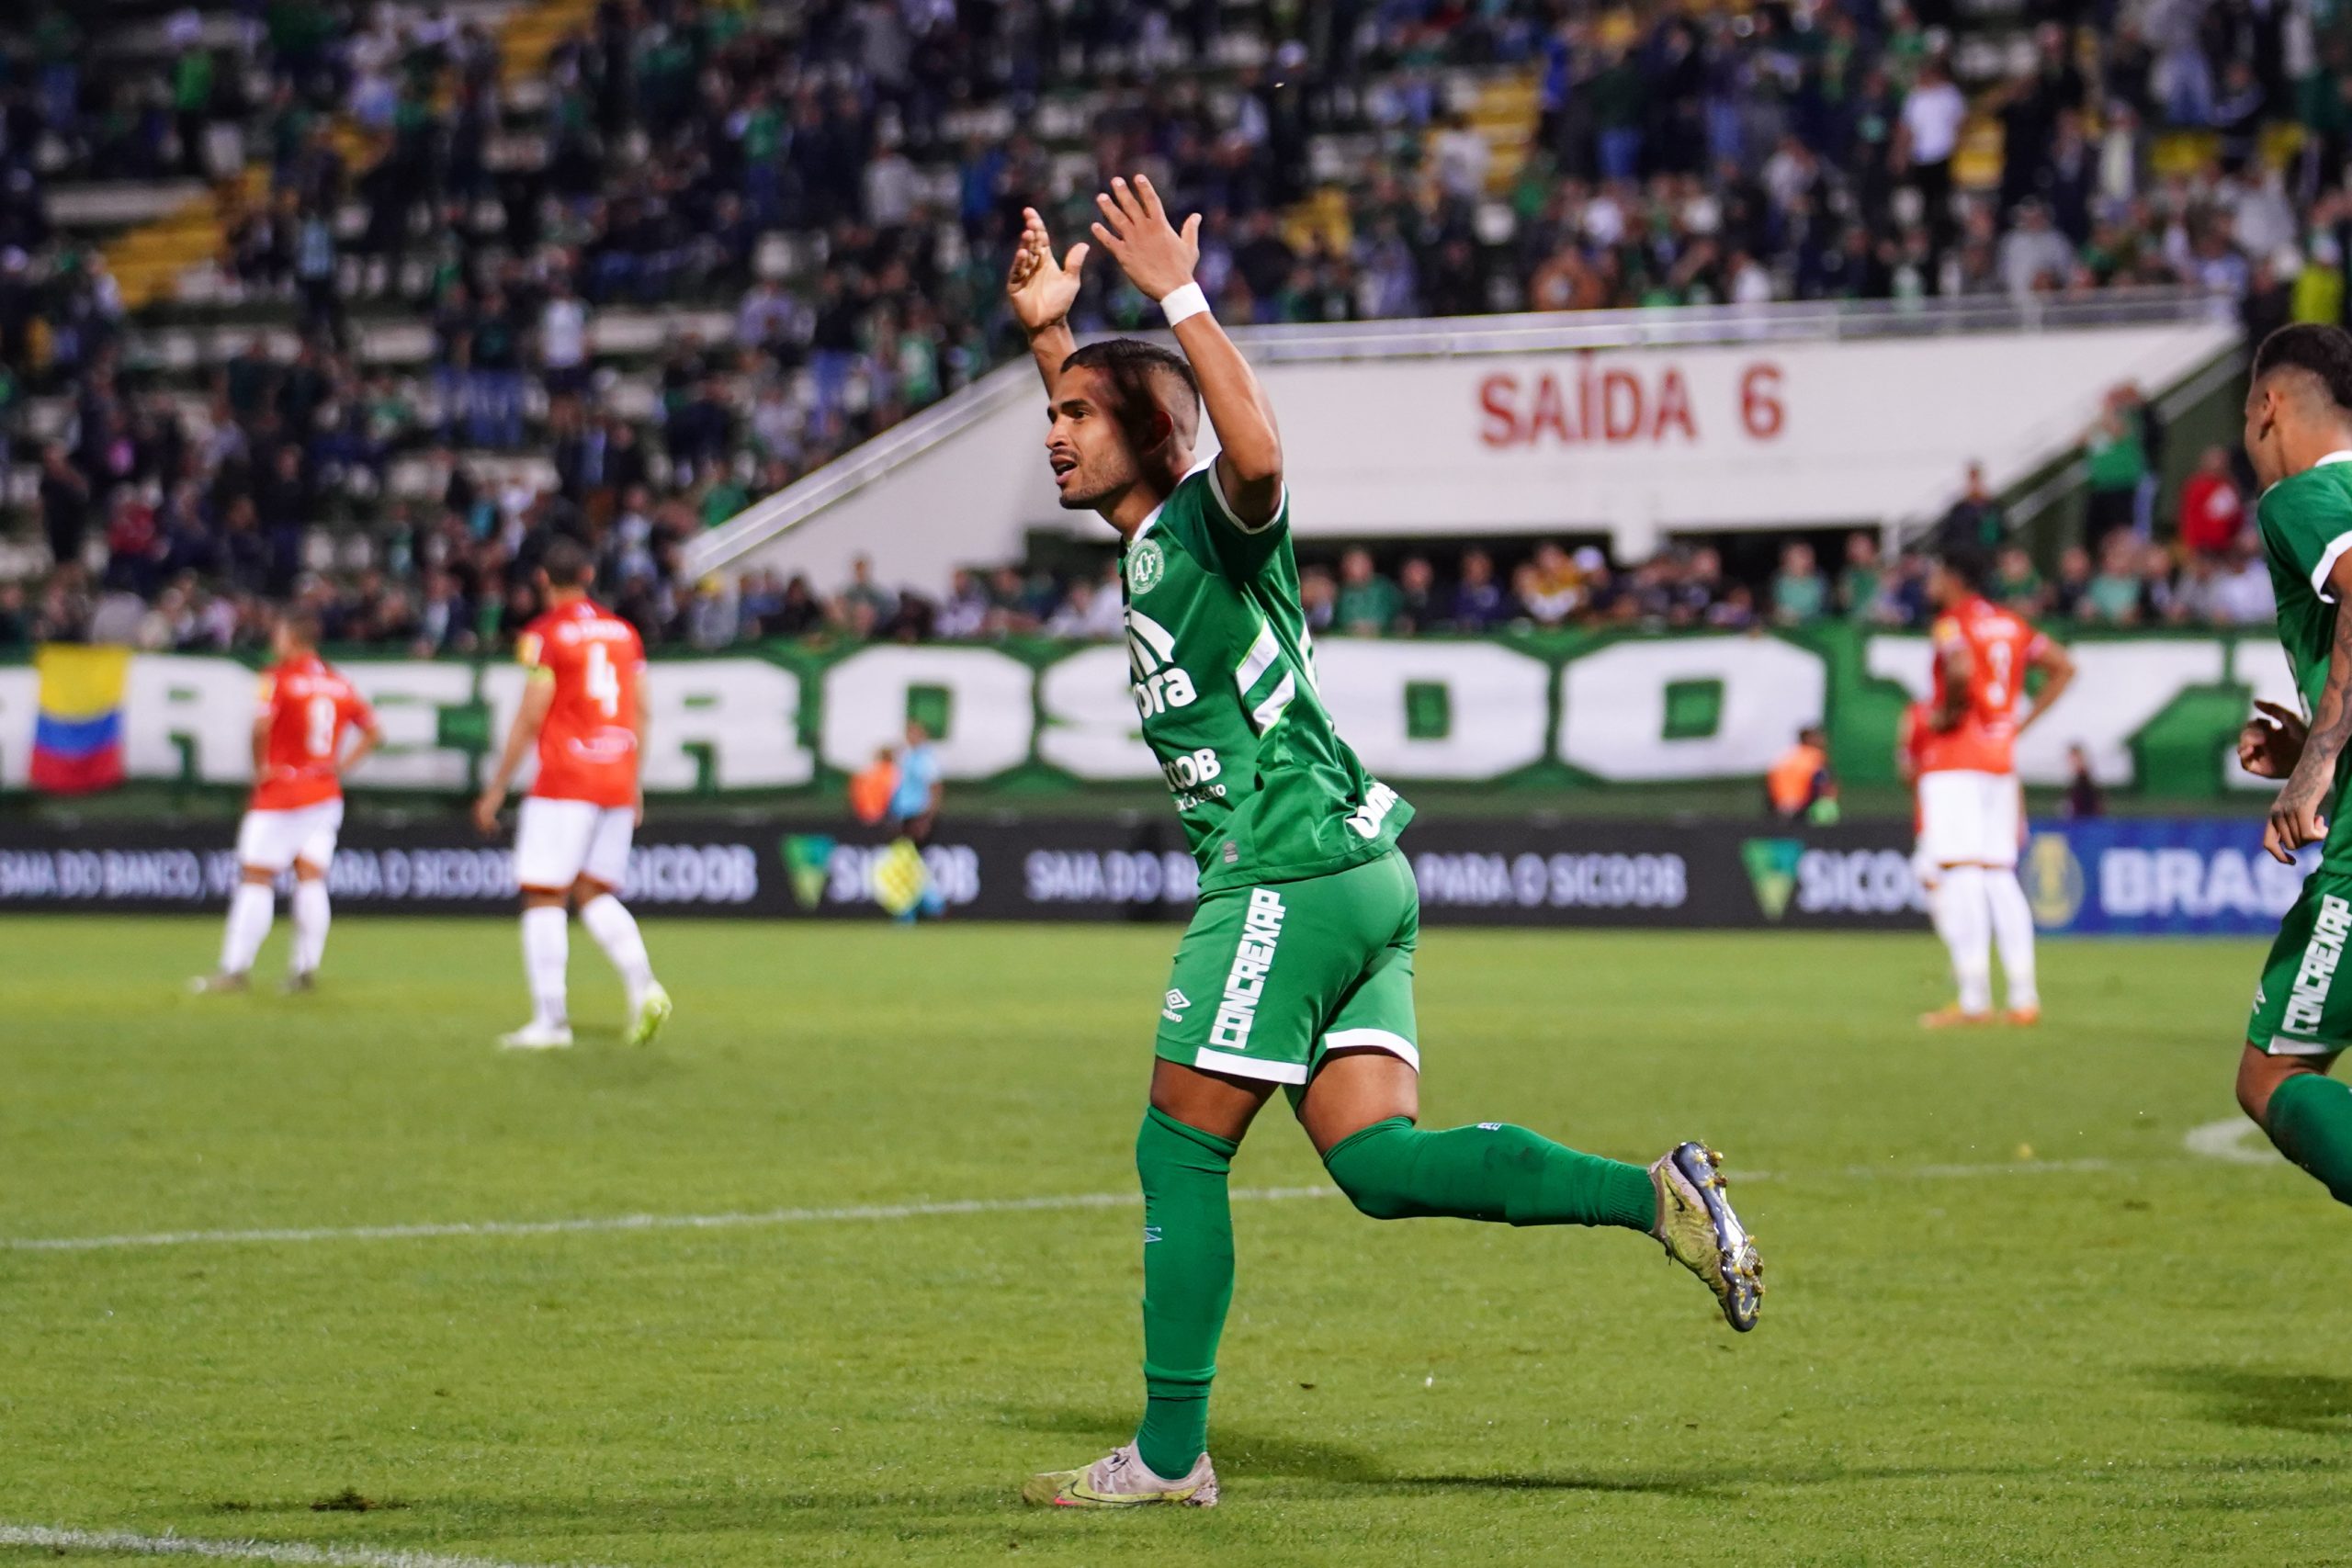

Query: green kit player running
left=2234, top=322, right=2352, bottom=1205
left=1004, top=177, right=1765, bottom=1511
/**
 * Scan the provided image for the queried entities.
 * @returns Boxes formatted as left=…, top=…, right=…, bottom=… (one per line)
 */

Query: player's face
left=1045, top=367, right=1143, bottom=512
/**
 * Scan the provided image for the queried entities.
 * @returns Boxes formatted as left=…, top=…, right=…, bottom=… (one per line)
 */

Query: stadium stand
left=0, top=0, right=2331, bottom=652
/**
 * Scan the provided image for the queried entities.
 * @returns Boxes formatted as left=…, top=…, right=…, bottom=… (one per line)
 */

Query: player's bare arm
left=250, top=711, right=271, bottom=777
left=1931, top=635, right=1972, bottom=730
left=630, top=679, right=650, bottom=826
left=2239, top=699, right=2309, bottom=779
left=340, top=718, right=384, bottom=780
left=474, top=676, right=555, bottom=834
left=2015, top=639, right=2075, bottom=734
left=2266, top=553, right=2352, bottom=863
left=1008, top=207, right=1085, bottom=395
left=1089, top=175, right=1283, bottom=524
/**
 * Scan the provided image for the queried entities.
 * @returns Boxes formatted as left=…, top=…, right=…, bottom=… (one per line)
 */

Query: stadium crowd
left=0, top=0, right=2342, bottom=649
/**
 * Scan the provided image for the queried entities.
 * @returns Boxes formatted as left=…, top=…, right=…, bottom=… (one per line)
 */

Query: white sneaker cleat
left=497, top=1021, right=574, bottom=1051
left=1022, top=1443, right=1219, bottom=1508
left=188, top=973, right=249, bottom=995
left=1650, top=1141, right=1764, bottom=1333
left=626, top=982, right=673, bottom=1047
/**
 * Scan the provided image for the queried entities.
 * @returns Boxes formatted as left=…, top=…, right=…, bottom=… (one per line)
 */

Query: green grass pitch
left=3, top=915, right=2347, bottom=1566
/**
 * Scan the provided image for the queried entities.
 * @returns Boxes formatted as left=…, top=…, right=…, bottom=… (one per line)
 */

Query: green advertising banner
left=0, top=627, right=2298, bottom=802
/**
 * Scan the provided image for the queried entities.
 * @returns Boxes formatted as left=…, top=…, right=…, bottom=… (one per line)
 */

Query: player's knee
left=1321, top=1119, right=1419, bottom=1221
left=293, top=861, right=325, bottom=883
left=2237, top=1049, right=2292, bottom=1127
left=240, top=866, right=276, bottom=886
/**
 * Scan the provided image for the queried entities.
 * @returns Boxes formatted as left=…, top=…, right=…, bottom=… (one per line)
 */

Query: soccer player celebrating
left=195, top=611, right=380, bottom=993
left=2232, top=322, right=2352, bottom=1207
left=1005, top=182, right=1763, bottom=1511
left=1916, top=547, right=2073, bottom=1027
left=473, top=540, right=671, bottom=1051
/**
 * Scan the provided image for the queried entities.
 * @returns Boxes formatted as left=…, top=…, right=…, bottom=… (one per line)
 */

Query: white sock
left=1935, top=864, right=1995, bottom=1015
left=290, top=878, right=331, bottom=976
left=1984, top=869, right=2040, bottom=1010
left=220, top=882, right=276, bottom=976
left=522, top=904, right=570, bottom=1028
left=578, top=894, right=655, bottom=1005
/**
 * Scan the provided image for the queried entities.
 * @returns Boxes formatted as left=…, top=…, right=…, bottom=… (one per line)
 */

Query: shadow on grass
left=991, top=1404, right=2024, bottom=1501
left=2151, top=1365, right=2352, bottom=1434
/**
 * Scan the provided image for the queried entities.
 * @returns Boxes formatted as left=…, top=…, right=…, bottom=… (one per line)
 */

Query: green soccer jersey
left=2258, top=453, right=2352, bottom=863
left=1118, top=462, right=1412, bottom=892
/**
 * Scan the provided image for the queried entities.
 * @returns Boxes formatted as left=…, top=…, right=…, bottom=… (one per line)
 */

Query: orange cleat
left=2005, top=1006, right=2041, bottom=1026
left=1919, top=1003, right=1996, bottom=1029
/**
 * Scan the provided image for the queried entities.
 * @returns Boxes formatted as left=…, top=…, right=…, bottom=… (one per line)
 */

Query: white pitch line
left=0, top=1186, right=1340, bottom=1255
left=0, top=1154, right=2177, bottom=1258
left=2184, top=1115, right=2276, bottom=1166
left=0, top=1523, right=615, bottom=1568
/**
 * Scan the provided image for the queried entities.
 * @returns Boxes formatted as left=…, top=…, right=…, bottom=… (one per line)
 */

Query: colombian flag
left=31, top=645, right=130, bottom=794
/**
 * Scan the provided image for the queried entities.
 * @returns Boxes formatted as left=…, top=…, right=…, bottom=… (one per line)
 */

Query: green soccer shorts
left=1154, top=848, right=1419, bottom=1087
left=2250, top=863, right=2352, bottom=1056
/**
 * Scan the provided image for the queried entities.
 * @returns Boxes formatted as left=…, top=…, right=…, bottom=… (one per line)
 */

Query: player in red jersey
left=473, top=540, right=670, bottom=1050
left=195, top=611, right=380, bottom=993
left=1916, top=547, right=2074, bottom=1028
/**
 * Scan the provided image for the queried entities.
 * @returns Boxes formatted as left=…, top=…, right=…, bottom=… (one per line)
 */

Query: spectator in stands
left=1449, top=547, right=1510, bottom=633
left=2080, top=530, right=2146, bottom=624
left=2082, top=385, right=2151, bottom=544
left=1336, top=547, right=1402, bottom=636
left=1770, top=541, right=1828, bottom=626
left=2178, top=445, right=2246, bottom=558
left=1838, top=532, right=1886, bottom=622
left=1938, top=462, right=2003, bottom=554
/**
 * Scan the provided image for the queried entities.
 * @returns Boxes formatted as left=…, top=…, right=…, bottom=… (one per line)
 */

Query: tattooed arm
left=2267, top=555, right=2352, bottom=863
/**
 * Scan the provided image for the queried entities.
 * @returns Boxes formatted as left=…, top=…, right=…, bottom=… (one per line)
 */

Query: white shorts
left=514, top=796, right=634, bottom=892
left=1917, top=769, right=2022, bottom=870
left=237, top=800, right=345, bottom=874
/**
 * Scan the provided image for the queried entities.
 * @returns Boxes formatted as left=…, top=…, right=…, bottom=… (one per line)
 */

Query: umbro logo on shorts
left=1162, top=988, right=1191, bottom=1022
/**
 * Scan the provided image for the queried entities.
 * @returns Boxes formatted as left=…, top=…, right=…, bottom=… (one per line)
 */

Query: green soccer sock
left=1133, top=1105, right=1238, bottom=1482
left=1321, top=1115, right=1657, bottom=1230
left=2266, top=1073, right=2352, bottom=1206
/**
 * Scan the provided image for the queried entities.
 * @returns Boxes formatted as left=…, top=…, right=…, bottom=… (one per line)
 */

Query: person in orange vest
left=1765, top=727, right=1838, bottom=823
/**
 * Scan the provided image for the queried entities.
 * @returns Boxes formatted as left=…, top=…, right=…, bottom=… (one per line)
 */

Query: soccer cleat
left=1022, top=1444, right=1218, bottom=1508
left=1919, top=1003, right=1996, bottom=1029
left=189, top=973, right=249, bottom=994
left=497, top=1022, right=575, bottom=1051
left=1649, top=1141, right=1764, bottom=1333
left=626, top=982, right=673, bottom=1047
left=280, top=972, right=316, bottom=995
left=2005, top=1005, right=2041, bottom=1026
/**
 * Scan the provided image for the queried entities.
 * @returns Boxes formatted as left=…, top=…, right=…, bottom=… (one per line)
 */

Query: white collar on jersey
left=1127, top=456, right=1219, bottom=546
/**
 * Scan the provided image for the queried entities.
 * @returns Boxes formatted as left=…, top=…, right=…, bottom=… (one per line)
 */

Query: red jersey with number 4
left=520, top=598, right=644, bottom=807
left=1927, top=595, right=2048, bottom=776
left=252, top=655, right=376, bottom=810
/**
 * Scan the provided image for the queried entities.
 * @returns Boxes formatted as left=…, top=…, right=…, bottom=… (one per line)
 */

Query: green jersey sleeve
left=1192, top=458, right=1291, bottom=583
left=2261, top=469, right=2352, bottom=602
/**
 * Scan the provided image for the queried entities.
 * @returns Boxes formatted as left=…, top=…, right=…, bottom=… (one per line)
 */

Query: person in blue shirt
left=888, top=719, right=945, bottom=919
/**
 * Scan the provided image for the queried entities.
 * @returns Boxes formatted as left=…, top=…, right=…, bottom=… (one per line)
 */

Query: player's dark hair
left=540, top=538, right=594, bottom=589
left=2253, top=323, right=2352, bottom=413
left=1937, top=544, right=1992, bottom=592
left=1060, top=338, right=1201, bottom=449
left=280, top=608, right=322, bottom=648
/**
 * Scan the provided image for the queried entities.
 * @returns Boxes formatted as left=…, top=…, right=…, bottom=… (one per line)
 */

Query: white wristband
left=1159, top=281, right=1210, bottom=327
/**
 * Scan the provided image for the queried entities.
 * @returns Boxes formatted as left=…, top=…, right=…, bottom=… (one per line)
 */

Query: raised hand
left=1006, top=207, right=1088, bottom=334
left=1089, top=175, right=1202, bottom=302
